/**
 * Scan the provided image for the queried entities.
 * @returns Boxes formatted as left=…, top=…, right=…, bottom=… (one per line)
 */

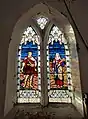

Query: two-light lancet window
left=17, top=15, right=72, bottom=103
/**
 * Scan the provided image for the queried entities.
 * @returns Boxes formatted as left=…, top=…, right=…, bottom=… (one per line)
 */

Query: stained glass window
left=47, top=25, right=72, bottom=102
left=16, top=16, right=74, bottom=104
left=36, top=16, right=49, bottom=29
left=17, top=26, right=41, bottom=103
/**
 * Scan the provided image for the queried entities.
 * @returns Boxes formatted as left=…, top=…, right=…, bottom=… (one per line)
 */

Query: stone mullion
left=43, top=39, right=48, bottom=106
left=40, top=34, right=45, bottom=106
left=40, top=30, right=48, bottom=106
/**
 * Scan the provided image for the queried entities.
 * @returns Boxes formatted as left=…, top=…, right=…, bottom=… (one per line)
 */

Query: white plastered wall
left=64, top=25, right=84, bottom=116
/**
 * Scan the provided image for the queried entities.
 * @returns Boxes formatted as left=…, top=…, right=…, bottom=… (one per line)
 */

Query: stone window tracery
left=17, top=16, right=73, bottom=103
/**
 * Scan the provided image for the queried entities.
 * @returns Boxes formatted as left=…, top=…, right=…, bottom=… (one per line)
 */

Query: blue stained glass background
left=49, top=41, right=65, bottom=60
left=21, top=41, right=38, bottom=60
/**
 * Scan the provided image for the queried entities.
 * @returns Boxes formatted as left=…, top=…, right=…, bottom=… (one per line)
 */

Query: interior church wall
left=4, top=3, right=71, bottom=116
left=64, top=25, right=84, bottom=115
left=4, top=41, right=17, bottom=116
left=71, top=24, right=88, bottom=116
left=0, top=0, right=88, bottom=118
left=63, top=0, right=88, bottom=93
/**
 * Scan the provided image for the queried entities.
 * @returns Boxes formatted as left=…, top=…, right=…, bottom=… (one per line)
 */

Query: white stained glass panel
left=38, top=56, right=40, bottom=61
left=67, top=68, right=71, bottom=72
left=64, top=45, right=68, bottom=50
left=47, top=56, right=49, bottom=60
left=38, top=51, right=40, bottom=55
left=38, top=80, right=41, bottom=84
left=66, top=56, right=70, bottom=61
left=38, top=46, right=40, bottom=49
left=18, top=98, right=40, bottom=103
left=38, top=74, right=41, bottom=78
left=18, top=68, right=20, bottom=73
left=66, top=50, right=70, bottom=55
left=36, top=16, right=49, bottom=29
left=66, top=62, right=70, bottom=66
left=67, top=74, right=71, bottom=79
left=21, top=26, right=40, bottom=45
left=18, top=62, right=20, bottom=67
left=38, top=67, right=40, bottom=72
left=18, top=56, right=21, bottom=61
left=38, top=61, right=40, bottom=66
left=38, top=85, right=41, bottom=90
left=17, top=79, right=20, bottom=84
left=49, top=26, right=63, bottom=44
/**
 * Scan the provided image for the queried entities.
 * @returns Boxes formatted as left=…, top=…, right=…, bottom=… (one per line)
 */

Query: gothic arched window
left=47, top=25, right=72, bottom=102
left=17, top=15, right=79, bottom=104
left=17, top=26, right=41, bottom=103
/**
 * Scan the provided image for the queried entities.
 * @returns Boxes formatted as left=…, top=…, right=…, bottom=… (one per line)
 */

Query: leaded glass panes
left=36, top=16, right=49, bottom=29
left=17, top=26, right=41, bottom=103
left=47, top=25, right=72, bottom=102
left=17, top=16, right=74, bottom=104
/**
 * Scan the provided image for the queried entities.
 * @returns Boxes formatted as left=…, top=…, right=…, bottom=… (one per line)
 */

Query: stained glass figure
left=36, top=16, right=49, bottom=29
left=17, top=26, right=41, bottom=103
left=47, top=25, right=72, bottom=102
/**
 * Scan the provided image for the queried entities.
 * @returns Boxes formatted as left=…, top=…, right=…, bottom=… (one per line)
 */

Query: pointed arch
left=47, top=25, right=72, bottom=102
left=17, top=26, right=41, bottom=103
